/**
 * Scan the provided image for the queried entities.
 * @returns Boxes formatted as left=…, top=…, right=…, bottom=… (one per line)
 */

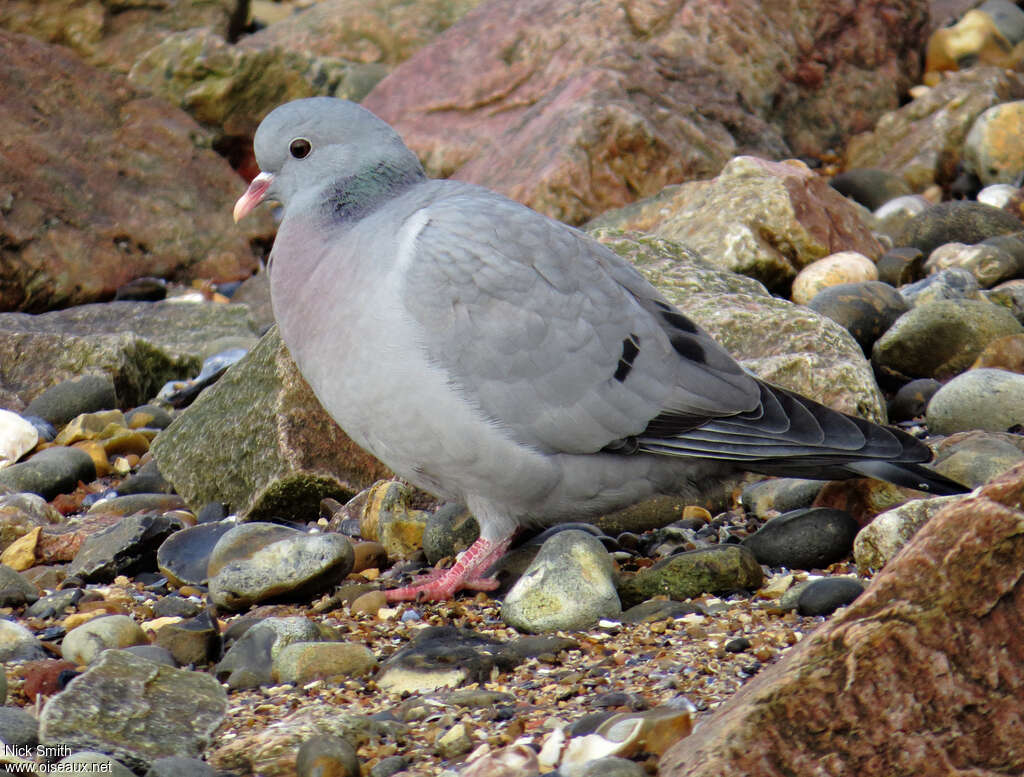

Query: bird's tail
left=842, top=460, right=968, bottom=496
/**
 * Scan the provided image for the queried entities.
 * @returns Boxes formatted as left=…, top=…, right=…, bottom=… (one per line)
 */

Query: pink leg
left=385, top=535, right=513, bottom=602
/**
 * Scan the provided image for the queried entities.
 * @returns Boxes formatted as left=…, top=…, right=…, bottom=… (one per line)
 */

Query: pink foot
left=385, top=535, right=512, bottom=602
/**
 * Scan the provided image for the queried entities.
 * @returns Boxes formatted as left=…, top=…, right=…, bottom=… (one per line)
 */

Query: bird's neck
left=322, top=160, right=426, bottom=223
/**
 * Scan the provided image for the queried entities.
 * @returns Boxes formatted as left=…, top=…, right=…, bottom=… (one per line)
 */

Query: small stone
left=570, top=756, right=647, bottom=777
left=422, top=503, right=479, bottom=565
left=971, top=333, right=1024, bottom=373
left=350, top=590, right=388, bottom=616
left=53, top=409, right=128, bottom=446
left=873, top=198, right=931, bottom=245
left=0, top=409, right=39, bottom=469
left=56, top=752, right=136, bottom=777
left=24, top=376, right=118, bottom=428
left=926, top=368, right=1024, bottom=433
left=900, top=267, right=983, bottom=307
left=617, top=545, right=763, bottom=609
left=897, top=200, right=1023, bottom=257
left=0, top=527, right=42, bottom=573
left=806, top=281, right=909, bottom=352
left=987, top=278, right=1024, bottom=323
left=830, top=168, right=913, bottom=211
left=501, top=529, right=621, bottom=633
left=116, top=459, right=174, bottom=496
left=460, top=745, right=537, bottom=777
left=619, top=600, right=702, bottom=624
left=887, top=378, right=942, bottom=422
left=25, top=589, right=84, bottom=619
left=0, top=562, right=40, bottom=604
left=0, top=446, right=97, bottom=500
left=376, top=627, right=519, bottom=695
left=742, top=508, right=859, bottom=570
left=435, top=722, right=473, bottom=759
left=121, top=645, right=178, bottom=667
left=925, top=241, right=1024, bottom=288
left=38, top=650, right=228, bottom=773
left=154, top=611, right=222, bottom=666
left=296, top=734, right=360, bottom=777
left=350, top=540, right=387, bottom=574
left=125, top=405, right=175, bottom=431
left=0, top=665, right=5, bottom=704
left=854, top=495, right=962, bottom=571
left=156, top=520, right=236, bottom=587
left=724, top=637, right=752, bottom=653
left=790, top=252, right=879, bottom=306
left=963, top=100, right=1024, bottom=185
left=0, top=618, right=47, bottom=661
left=20, top=659, right=78, bottom=702
left=875, top=246, right=925, bottom=286
left=208, top=523, right=354, bottom=611
left=68, top=512, right=185, bottom=583
left=214, top=616, right=323, bottom=689
left=976, top=184, right=1020, bottom=209
left=369, top=755, right=409, bottom=777
left=152, top=595, right=202, bottom=619
left=0, top=492, right=62, bottom=550
left=741, top=478, right=824, bottom=518
left=931, top=431, right=1024, bottom=488
left=872, top=299, right=1023, bottom=380
left=796, top=577, right=865, bottom=616
left=272, top=641, right=377, bottom=684
left=0, top=705, right=39, bottom=747
left=61, top=614, right=148, bottom=666
left=363, top=481, right=430, bottom=561
left=144, top=756, right=220, bottom=777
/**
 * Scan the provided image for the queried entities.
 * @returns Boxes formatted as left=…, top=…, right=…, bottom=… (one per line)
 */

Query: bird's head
left=233, top=97, right=423, bottom=222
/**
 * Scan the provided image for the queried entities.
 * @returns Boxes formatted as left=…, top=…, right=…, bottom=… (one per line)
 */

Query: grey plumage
left=235, top=97, right=964, bottom=600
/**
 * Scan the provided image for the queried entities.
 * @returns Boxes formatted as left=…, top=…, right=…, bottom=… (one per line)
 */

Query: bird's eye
left=289, top=138, right=312, bottom=159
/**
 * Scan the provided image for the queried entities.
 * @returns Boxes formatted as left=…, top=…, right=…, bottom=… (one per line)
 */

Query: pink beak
left=233, top=172, right=275, bottom=222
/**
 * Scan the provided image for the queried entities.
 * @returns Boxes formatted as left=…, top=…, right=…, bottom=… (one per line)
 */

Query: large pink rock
left=364, top=0, right=927, bottom=223
left=0, top=31, right=270, bottom=312
left=660, top=462, right=1024, bottom=777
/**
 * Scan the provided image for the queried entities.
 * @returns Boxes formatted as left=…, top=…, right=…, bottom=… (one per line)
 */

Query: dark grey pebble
left=0, top=564, right=40, bottom=606
left=114, top=277, right=167, bottom=302
left=897, top=200, right=1024, bottom=256
left=144, top=756, right=219, bottom=777
left=196, top=502, right=229, bottom=524
left=0, top=446, right=96, bottom=500
left=568, top=711, right=617, bottom=737
left=422, top=503, right=479, bottom=565
left=876, top=247, right=924, bottom=286
left=887, top=378, right=942, bottom=422
left=120, top=645, right=179, bottom=667
left=124, top=403, right=174, bottom=430
left=725, top=636, right=752, bottom=653
left=807, top=281, right=909, bottom=352
left=619, top=599, right=702, bottom=624
left=742, top=508, right=859, bottom=570
left=370, top=756, right=409, bottom=777
left=68, top=512, right=185, bottom=583
left=116, top=459, right=174, bottom=496
left=829, top=168, right=912, bottom=211
left=25, top=588, right=83, bottom=619
left=0, top=705, right=39, bottom=747
left=24, top=375, right=117, bottom=427
left=154, top=611, right=222, bottom=666
left=156, top=520, right=236, bottom=587
left=797, top=577, right=865, bottom=616
left=152, top=595, right=202, bottom=619
left=296, top=734, right=359, bottom=777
